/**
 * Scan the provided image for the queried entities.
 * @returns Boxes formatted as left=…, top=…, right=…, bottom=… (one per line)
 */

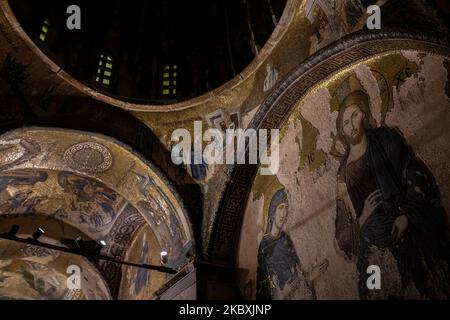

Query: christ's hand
left=359, top=189, right=383, bottom=227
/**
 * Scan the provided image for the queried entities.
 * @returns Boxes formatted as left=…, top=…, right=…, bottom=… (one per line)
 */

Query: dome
left=9, top=0, right=287, bottom=105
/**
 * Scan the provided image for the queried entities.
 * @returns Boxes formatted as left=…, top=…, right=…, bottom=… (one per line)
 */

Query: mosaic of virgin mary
left=257, top=189, right=328, bottom=300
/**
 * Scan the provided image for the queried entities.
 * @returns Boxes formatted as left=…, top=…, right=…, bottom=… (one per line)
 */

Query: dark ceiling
left=9, top=0, right=286, bottom=105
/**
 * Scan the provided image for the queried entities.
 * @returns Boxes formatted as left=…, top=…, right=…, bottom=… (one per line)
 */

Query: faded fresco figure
left=257, top=189, right=328, bottom=300
left=334, top=90, right=450, bottom=299
left=0, top=170, right=48, bottom=214
left=0, top=256, right=68, bottom=300
left=306, top=0, right=336, bottom=49
left=133, top=239, right=150, bottom=296
left=0, top=138, right=41, bottom=172
left=336, top=0, right=382, bottom=32
left=58, top=172, right=118, bottom=232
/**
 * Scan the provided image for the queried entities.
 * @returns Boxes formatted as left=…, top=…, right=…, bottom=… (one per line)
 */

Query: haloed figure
left=334, top=90, right=450, bottom=299
left=257, top=189, right=328, bottom=300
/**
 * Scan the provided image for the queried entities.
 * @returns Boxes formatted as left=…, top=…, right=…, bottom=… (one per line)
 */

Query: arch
left=0, top=95, right=204, bottom=252
left=0, top=127, right=196, bottom=299
left=208, top=31, right=450, bottom=267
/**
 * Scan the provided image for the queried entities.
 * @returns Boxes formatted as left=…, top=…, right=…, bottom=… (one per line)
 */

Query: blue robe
left=256, top=232, right=315, bottom=300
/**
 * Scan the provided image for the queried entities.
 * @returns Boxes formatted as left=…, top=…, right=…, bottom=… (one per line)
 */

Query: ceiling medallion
left=63, top=142, right=113, bottom=173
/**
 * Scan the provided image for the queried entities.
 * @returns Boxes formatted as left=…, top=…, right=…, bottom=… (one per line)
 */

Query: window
left=96, top=54, right=113, bottom=88
left=162, top=64, right=178, bottom=96
left=39, top=18, right=50, bottom=42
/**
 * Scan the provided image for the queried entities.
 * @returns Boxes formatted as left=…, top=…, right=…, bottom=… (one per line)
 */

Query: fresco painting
left=0, top=170, right=125, bottom=237
left=135, top=172, right=190, bottom=268
left=0, top=138, right=41, bottom=172
left=257, top=189, right=328, bottom=300
left=305, top=0, right=389, bottom=53
left=119, top=224, right=165, bottom=300
left=0, top=170, right=49, bottom=215
left=0, top=241, right=111, bottom=300
left=242, top=52, right=450, bottom=300
left=334, top=76, right=450, bottom=299
left=0, top=128, right=196, bottom=300
left=57, top=172, right=123, bottom=234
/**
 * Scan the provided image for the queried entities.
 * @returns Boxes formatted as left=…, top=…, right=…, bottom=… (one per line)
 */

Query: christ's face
left=274, top=203, right=288, bottom=230
left=342, top=104, right=366, bottom=145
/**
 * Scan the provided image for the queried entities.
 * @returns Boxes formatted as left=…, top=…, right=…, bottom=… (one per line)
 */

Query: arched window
left=162, top=64, right=178, bottom=96
left=96, top=54, right=113, bottom=88
left=39, top=18, right=50, bottom=42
